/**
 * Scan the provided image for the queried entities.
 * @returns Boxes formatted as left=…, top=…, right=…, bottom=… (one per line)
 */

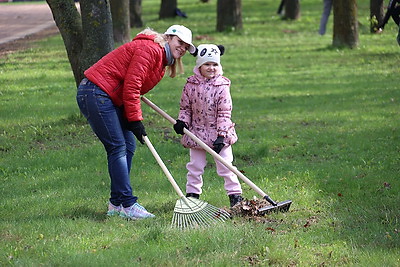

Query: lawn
left=0, top=0, right=399, bottom=266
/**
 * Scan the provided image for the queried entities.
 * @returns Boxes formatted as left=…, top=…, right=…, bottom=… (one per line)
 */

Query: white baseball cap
left=165, top=25, right=196, bottom=54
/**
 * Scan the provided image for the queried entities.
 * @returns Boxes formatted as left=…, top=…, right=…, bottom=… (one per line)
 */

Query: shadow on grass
left=62, top=206, right=106, bottom=222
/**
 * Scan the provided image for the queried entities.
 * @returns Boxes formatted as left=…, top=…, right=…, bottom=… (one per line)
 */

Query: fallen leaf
left=242, top=205, right=251, bottom=211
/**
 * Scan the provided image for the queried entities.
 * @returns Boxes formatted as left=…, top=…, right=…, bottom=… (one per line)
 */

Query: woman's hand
left=128, top=121, right=147, bottom=144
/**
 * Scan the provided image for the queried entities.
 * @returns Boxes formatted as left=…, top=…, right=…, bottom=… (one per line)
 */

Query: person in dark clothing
left=318, top=0, right=333, bottom=35
left=377, top=0, right=400, bottom=31
left=277, top=0, right=285, bottom=15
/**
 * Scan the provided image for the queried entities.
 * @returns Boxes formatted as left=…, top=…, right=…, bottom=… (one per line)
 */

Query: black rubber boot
left=229, top=194, right=243, bottom=207
left=186, top=193, right=200, bottom=199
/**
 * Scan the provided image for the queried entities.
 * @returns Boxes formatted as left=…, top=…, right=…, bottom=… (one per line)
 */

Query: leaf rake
left=143, top=135, right=231, bottom=229
left=142, top=96, right=292, bottom=215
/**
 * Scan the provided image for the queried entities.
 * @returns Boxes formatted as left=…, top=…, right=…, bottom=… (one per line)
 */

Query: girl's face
left=168, top=35, right=190, bottom=59
left=199, top=62, right=219, bottom=79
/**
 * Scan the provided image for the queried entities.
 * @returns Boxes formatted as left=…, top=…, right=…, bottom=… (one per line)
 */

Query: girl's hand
left=213, top=136, right=225, bottom=154
left=173, top=120, right=188, bottom=135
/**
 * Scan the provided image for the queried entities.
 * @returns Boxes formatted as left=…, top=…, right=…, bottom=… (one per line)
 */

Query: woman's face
left=199, top=62, right=219, bottom=79
left=168, top=35, right=190, bottom=59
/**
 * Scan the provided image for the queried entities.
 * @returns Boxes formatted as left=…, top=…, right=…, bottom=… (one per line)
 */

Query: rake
left=142, top=96, right=292, bottom=215
left=143, top=135, right=231, bottom=229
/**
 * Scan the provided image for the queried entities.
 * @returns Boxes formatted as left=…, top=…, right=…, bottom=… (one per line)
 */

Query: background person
left=318, top=0, right=333, bottom=35
left=377, top=0, right=400, bottom=32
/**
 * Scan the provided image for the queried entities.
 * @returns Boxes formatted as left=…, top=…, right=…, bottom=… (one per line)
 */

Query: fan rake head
left=171, top=197, right=231, bottom=229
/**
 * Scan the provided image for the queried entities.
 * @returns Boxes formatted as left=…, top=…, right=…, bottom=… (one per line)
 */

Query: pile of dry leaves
left=227, top=197, right=288, bottom=224
left=227, top=198, right=288, bottom=224
left=230, top=198, right=273, bottom=217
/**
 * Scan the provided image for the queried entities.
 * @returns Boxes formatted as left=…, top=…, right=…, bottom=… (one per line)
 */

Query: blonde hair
left=138, top=28, right=184, bottom=78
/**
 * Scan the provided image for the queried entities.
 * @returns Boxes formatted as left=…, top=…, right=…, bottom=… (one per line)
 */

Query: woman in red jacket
left=76, top=25, right=195, bottom=220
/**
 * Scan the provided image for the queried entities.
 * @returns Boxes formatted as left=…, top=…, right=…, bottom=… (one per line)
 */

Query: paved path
left=0, top=3, right=57, bottom=45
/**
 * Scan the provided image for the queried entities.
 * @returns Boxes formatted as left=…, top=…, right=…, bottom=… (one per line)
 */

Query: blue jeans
left=318, top=0, right=332, bottom=35
left=76, top=78, right=137, bottom=207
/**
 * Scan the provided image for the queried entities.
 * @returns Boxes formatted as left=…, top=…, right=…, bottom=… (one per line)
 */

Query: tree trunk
left=46, top=0, right=114, bottom=86
left=332, top=0, right=358, bottom=48
left=283, top=0, right=300, bottom=20
left=216, top=0, right=242, bottom=32
left=110, top=0, right=130, bottom=44
left=159, top=0, right=177, bottom=19
left=370, top=0, right=384, bottom=32
left=130, top=0, right=143, bottom=28
left=46, top=0, right=83, bottom=85
left=80, top=0, right=114, bottom=75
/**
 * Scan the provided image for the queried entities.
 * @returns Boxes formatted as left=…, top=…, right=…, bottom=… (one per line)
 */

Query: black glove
left=173, top=119, right=188, bottom=135
left=127, top=121, right=146, bottom=144
left=213, top=136, right=225, bottom=154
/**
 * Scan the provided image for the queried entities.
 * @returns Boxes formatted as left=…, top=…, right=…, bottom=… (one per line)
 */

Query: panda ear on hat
left=217, top=45, right=225, bottom=56
left=191, top=47, right=198, bottom=57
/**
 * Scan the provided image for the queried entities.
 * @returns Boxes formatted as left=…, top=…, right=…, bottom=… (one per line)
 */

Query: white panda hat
left=194, top=44, right=225, bottom=69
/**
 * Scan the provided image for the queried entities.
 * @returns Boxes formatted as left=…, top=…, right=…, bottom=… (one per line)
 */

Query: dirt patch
left=0, top=26, right=59, bottom=58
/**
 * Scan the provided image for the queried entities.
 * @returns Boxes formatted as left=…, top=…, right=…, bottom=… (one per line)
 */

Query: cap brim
left=178, top=36, right=195, bottom=54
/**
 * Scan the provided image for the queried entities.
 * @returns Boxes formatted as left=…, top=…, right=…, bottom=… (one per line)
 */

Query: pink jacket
left=178, top=68, right=238, bottom=148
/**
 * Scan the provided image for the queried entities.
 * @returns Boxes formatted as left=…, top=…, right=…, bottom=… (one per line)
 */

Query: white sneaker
left=119, top=203, right=155, bottom=219
left=107, top=202, right=122, bottom=216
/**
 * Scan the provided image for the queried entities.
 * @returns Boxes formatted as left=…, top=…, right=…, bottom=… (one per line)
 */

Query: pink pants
left=186, top=146, right=242, bottom=196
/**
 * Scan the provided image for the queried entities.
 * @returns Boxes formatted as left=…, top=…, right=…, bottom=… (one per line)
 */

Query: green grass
left=1, top=0, right=399, bottom=265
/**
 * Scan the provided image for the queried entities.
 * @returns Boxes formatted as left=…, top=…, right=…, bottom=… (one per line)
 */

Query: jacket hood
left=134, top=33, right=157, bottom=42
left=133, top=33, right=166, bottom=48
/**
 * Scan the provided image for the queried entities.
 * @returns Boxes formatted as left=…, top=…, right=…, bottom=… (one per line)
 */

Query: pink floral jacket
left=178, top=68, right=238, bottom=149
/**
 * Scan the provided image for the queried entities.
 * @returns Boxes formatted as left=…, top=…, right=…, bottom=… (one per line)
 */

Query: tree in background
left=110, top=0, right=131, bottom=43
left=333, top=0, right=359, bottom=48
left=370, top=0, right=385, bottom=32
left=46, top=0, right=114, bottom=86
left=130, top=0, right=143, bottom=28
left=216, top=0, right=242, bottom=32
left=283, top=0, right=300, bottom=20
left=159, top=0, right=177, bottom=19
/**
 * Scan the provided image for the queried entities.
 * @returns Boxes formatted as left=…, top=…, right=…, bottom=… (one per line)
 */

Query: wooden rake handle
left=141, top=96, right=276, bottom=204
left=143, top=135, right=185, bottom=198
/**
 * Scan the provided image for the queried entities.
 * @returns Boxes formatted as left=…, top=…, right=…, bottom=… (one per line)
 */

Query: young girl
left=173, top=44, right=243, bottom=207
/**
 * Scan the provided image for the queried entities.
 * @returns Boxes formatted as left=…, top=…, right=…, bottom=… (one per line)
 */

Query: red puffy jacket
left=84, top=34, right=167, bottom=121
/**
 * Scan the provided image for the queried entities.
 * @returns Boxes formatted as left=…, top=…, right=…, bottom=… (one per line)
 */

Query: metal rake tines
left=173, top=197, right=208, bottom=214
left=171, top=208, right=231, bottom=229
left=258, top=200, right=292, bottom=215
left=171, top=197, right=231, bottom=229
